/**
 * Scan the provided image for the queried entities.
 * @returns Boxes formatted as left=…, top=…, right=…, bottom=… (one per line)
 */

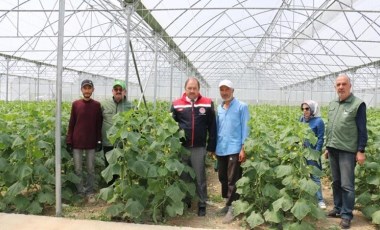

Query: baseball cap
left=81, top=79, right=94, bottom=88
left=218, top=79, right=233, bottom=89
left=113, top=80, right=126, bottom=90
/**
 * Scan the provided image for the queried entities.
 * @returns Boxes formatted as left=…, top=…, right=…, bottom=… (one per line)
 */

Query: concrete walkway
left=0, top=213, right=215, bottom=230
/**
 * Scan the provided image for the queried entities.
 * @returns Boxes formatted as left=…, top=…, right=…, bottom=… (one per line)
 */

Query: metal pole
left=153, top=33, right=158, bottom=109
left=37, top=64, right=41, bottom=101
left=169, top=51, right=173, bottom=104
left=55, top=0, right=65, bottom=217
left=124, top=3, right=133, bottom=101
left=376, top=67, right=378, bottom=107
left=6, top=58, right=9, bottom=102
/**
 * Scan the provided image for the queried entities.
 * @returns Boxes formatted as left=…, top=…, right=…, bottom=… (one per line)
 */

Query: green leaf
left=7, top=181, right=26, bottom=197
left=362, top=205, right=380, bottom=219
left=64, top=172, right=81, bottom=184
left=106, top=203, right=125, bottom=217
left=165, top=184, right=185, bottom=203
left=356, top=191, right=372, bottom=206
left=37, top=192, right=54, bottom=204
left=253, top=161, right=270, bottom=176
left=106, top=148, right=123, bottom=165
left=263, top=209, right=283, bottom=223
left=291, top=198, right=311, bottom=220
left=101, top=164, right=116, bottom=183
left=246, top=211, right=265, bottom=229
left=275, top=165, right=293, bottom=178
left=125, top=199, right=144, bottom=218
left=236, top=176, right=250, bottom=188
left=99, top=187, right=114, bottom=201
left=17, top=164, right=33, bottom=180
left=299, top=178, right=319, bottom=196
left=262, top=184, right=280, bottom=199
left=27, top=200, right=43, bottom=214
left=165, top=159, right=185, bottom=176
left=272, top=196, right=293, bottom=212
left=11, top=136, right=24, bottom=148
left=367, top=175, right=380, bottom=186
left=0, top=157, right=9, bottom=171
left=166, top=201, right=184, bottom=217
left=13, top=195, right=30, bottom=211
left=126, top=132, right=141, bottom=146
left=285, top=221, right=315, bottom=230
left=147, top=165, right=158, bottom=178
left=130, top=160, right=149, bottom=176
left=371, top=210, right=380, bottom=224
left=233, top=200, right=251, bottom=215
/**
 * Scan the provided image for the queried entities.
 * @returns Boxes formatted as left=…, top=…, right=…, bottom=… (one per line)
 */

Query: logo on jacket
left=199, top=107, right=206, bottom=114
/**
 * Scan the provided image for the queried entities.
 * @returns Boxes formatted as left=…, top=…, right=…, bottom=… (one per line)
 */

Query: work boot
left=198, top=207, right=206, bottom=216
left=340, top=218, right=351, bottom=229
left=327, top=209, right=341, bottom=218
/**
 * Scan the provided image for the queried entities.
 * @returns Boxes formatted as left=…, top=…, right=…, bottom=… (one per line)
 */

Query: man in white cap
left=215, top=79, right=249, bottom=224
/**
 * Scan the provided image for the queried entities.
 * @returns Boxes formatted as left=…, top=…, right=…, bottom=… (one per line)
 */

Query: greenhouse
left=1, top=0, right=380, bottom=229
left=0, top=0, right=380, bottom=106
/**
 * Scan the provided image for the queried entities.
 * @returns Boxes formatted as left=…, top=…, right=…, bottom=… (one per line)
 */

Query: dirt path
left=165, top=166, right=378, bottom=230
left=60, top=165, right=378, bottom=230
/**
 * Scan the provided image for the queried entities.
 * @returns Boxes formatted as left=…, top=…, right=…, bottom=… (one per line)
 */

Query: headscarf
left=301, top=100, right=321, bottom=118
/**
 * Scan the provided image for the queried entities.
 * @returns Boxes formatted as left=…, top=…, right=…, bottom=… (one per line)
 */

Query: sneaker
left=318, top=201, right=327, bottom=209
left=216, top=206, right=229, bottom=216
left=327, top=209, right=341, bottom=218
left=222, top=207, right=234, bottom=224
left=340, top=218, right=351, bottom=229
left=198, top=207, right=206, bottom=216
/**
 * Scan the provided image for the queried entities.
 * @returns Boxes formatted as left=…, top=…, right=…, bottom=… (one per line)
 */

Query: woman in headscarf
left=300, top=100, right=326, bottom=209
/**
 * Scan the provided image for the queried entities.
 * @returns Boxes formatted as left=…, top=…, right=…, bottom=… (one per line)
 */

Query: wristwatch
left=358, top=149, right=365, bottom=153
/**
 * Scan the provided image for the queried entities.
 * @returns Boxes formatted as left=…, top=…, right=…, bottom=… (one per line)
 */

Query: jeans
left=328, top=148, right=356, bottom=220
left=73, top=149, right=96, bottom=195
left=306, top=159, right=324, bottom=203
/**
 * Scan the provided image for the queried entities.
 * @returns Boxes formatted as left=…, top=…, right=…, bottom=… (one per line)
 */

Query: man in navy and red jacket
left=171, top=77, right=217, bottom=217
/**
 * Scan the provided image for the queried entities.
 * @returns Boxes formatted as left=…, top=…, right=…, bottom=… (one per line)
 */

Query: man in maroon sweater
left=66, top=79, right=102, bottom=198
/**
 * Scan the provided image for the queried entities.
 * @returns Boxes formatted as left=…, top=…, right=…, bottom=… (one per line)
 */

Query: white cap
left=218, top=79, right=233, bottom=89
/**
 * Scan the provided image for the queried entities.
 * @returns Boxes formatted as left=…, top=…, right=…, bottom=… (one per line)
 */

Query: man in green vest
left=324, top=74, right=367, bottom=229
left=101, top=80, right=133, bottom=185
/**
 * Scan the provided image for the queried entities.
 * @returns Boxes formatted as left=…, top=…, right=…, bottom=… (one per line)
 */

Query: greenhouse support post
left=55, top=0, right=65, bottom=217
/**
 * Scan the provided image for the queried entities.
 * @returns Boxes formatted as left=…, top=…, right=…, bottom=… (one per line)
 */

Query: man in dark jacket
left=171, top=77, right=217, bottom=216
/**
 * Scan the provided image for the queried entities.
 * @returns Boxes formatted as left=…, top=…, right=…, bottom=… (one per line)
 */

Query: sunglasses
left=301, top=107, right=310, bottom=111
left=113, top=87, right=123, bottom=92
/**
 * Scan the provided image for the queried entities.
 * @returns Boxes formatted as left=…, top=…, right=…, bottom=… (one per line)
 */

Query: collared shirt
left=215, top=98, right=250, bottom=156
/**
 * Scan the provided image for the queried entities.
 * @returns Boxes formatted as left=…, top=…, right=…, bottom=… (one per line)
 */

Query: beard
left=222, top=95, right=233, bottom=102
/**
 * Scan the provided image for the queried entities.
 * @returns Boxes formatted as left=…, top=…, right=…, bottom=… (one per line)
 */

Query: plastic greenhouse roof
left=1, top=0, right=380, bottom=91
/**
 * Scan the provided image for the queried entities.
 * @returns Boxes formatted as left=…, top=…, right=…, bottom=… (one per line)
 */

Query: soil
left=57, top=165, right=378, bottom=230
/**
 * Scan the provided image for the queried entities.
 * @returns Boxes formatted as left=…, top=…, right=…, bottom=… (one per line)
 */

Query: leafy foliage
left=99, top=106, right=195, bottom=222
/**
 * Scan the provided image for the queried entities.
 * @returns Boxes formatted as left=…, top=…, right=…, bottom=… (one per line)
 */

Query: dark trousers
left=103, top=146, right=119, bottom=186
left=217, top=154, right=242, bottom=206
left=181, top=147, right=207, bottom=208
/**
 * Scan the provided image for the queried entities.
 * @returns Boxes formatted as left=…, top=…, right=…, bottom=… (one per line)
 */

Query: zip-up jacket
left=171, top=93, right=217, bottom=152
left=101, top=96, right=133, bottom=147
